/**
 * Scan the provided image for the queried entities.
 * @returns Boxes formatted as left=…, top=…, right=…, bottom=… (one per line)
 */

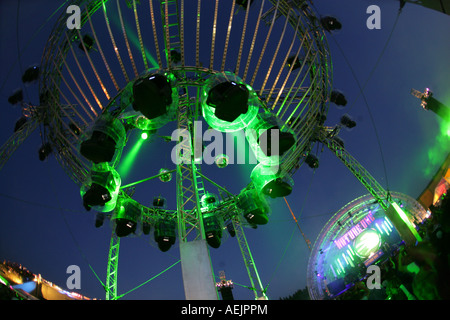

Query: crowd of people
left=338, top=193, right=450, bottom=300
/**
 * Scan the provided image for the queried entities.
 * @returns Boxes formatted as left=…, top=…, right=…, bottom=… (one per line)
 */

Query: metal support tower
left=104, top=187, right=135, bottom=301
left=175, top=97, right=206, bottom=241
left=232, top=217, right=268, bottom=300
left=105, top=232, right=120, bottom=300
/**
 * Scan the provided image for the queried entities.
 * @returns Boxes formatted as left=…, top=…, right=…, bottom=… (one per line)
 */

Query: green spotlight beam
left=226, top=131, right=256, bottom=185
left=118, top=137, right=145, bottom=179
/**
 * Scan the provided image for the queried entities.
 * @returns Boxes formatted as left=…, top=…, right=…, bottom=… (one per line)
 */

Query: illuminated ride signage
left=334, top=212, right=375, bottom=249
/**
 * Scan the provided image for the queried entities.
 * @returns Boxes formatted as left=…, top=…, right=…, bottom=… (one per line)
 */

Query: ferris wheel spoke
left=242, top=0, right=265, bottom=82
left=258, top=7, right=291, bottom=95
left=209, top=0, right=219, bottom=70
left=249, top=1, right=279, bottom=87
left=56, top=46, right=98, bottom=119
left=65, top=32, right=104, bottom=113
left=132, top=0, right=148, bottom=70
left=234, top=0, right=251, bottom=75
left=116, top=0, right=139, bottom=78
left=270, top=37, right=305, bottom=109
left=48, top=70, right=89, bottom=130
left=102, top=0, right=129, bottom=83
left=86, top=7, right=120, bottom=92
left=220, top=0, right=235, bottom=73
left=265, top=14, right=302, bottom=107
left=278, top=49, right=318, bottom=119
left=51, top=59, right=93, bottom=126
left=75, top=28, right=111, bottom=101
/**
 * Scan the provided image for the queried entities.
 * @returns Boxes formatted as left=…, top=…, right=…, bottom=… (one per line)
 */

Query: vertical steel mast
left=232, top=217, right=268, bottom=300
left=105, top=232, right=120, bottom=300
left=175, top=96, right=218, bottom=300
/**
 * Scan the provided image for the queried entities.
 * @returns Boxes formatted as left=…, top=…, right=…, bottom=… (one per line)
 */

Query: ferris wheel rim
left=37, top=0, right=333, bottom=219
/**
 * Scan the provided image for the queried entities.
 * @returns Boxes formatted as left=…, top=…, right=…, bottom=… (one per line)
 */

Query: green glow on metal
left=375, top=223, right=383, bottom=234
left=120, top=169, right=176, bottom=189
left=342, top=253, right=349, bottom=265
left=390, top=202, right=422, bottom=242
left=109, top=6, right=159, bottom=68
left=117, top=137, right=144, bottom=178
left=354, top=229, right=381, bottom=258
left=423, top=117, right=450, bottom=177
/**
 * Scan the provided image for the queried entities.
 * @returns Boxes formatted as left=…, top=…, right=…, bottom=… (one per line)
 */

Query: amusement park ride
left=0, top=0, right=446, bottom=300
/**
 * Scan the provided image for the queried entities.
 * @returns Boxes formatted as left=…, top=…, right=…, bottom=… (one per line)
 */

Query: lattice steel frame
left=27, top=0, right=333, bottom=300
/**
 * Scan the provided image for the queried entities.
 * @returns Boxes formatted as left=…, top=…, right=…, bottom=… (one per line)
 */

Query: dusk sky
left=0, top=0, right=449, bottom=300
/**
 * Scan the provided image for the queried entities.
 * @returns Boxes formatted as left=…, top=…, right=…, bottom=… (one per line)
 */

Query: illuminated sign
left=334, top=212, right=375, bottom=249
left=353, top=229, right=381, bottom=258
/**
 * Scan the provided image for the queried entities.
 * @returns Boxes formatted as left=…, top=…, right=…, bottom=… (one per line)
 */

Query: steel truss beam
left=232, top=217, right=268, bottom=300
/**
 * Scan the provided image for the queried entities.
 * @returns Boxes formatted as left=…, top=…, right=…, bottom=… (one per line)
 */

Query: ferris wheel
left=2, top=0, right=336, bottom=300
left=1, top=0, right=433, bottom=301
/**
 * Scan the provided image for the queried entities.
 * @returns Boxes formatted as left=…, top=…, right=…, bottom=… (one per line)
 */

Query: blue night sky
left=0, top=0, right=449, bottom=300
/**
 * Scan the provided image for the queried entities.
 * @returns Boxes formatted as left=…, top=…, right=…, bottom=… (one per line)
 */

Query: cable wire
left=1, top=0, right=70, bottom=95
left=115, top=260, right=181, bottom=300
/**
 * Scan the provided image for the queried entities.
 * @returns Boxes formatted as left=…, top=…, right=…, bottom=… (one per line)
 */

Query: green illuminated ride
left=1, top=0, right=336, bottom=300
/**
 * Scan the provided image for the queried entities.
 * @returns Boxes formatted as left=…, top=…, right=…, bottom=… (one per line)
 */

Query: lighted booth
left=306, top=192, right=428, bottom=300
